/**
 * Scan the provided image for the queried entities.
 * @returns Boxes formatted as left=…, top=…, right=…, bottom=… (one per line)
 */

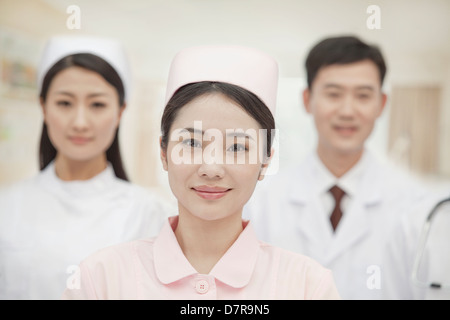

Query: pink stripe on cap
left=165, top=45, right=278, bottom=115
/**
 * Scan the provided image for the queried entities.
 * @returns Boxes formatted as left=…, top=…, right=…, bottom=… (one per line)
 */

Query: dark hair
left=160, top=81, right=275, bottom=158
left=305, top=36, right=387, bottom=88
left=39, top=53, right=128, bottom=180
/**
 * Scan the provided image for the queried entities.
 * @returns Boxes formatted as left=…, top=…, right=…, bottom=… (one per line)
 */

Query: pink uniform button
left=195, top=280, right=209, bottom=294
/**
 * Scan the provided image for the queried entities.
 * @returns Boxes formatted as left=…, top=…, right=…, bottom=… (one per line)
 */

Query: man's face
left=303, top=59, right=387, bottom=157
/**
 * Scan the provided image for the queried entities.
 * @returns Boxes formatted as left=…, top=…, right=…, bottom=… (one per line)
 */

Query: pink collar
left=153, top=216, right=260, bottom=288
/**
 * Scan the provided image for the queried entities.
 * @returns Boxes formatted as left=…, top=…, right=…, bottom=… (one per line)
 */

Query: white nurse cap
left=37, top=35, right=131, bottom=102
left=165, top=45, right=278, bottom=115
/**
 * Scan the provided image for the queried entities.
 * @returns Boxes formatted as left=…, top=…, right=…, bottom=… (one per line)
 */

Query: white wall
left=439, top=63, right=450, bottom=178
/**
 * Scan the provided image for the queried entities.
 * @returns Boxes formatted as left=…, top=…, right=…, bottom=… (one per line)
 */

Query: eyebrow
left=323, top=83, right=375, bottom=91
left=226, top=131, right=254, bottom=141
left=180, top=128, right=255, bottom=140
left=323, top=84, right=344, bottom=90
left=54, top=91, right=110, bottom=98
left=180, top=127, right=204, bottom=135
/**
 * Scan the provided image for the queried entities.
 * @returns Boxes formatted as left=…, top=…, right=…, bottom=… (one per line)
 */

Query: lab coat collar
left=333, top=152, right=368, bottom=199
left=39, top=161, right=118, bottom=197
left=287, top=152, right=332, bottom=204
left=324, top=152, right=385, bottom=264
left=287, top=157, right=312, bottom=204
left=355, top=151, right=383, bottom=206
left=288, top=150, right=382, bottom=206
left=285, top=150, right=384, bottom=265
left=153, top=216, right=260, bottom=288
left=311, top=151, right=339, bottom=195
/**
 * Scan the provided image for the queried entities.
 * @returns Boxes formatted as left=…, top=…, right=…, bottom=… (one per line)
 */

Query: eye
left=56, top=100, right=71, bottom=107
left=357, top=94, right=370, bottom=100
left=91, top=102, right=106, bottom=108
left=326, top=92, right=341, bottom=99
left=227, top=144, right=247, bottom=152
left=181, top=138, right=202, bottom=148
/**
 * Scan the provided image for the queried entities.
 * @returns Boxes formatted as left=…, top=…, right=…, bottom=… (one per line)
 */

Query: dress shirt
left=313, top=152, right=367, bottom=218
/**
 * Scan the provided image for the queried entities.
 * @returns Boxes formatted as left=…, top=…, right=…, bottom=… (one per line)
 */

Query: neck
left=174, top=208, right=244, bottom=274
left=317, top=146, right=364, bottom=178
left=54, top=154, right=108, bottom=181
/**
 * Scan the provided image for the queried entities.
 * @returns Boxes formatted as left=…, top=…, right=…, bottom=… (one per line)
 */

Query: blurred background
left=1, top=0, right=450, bottom=201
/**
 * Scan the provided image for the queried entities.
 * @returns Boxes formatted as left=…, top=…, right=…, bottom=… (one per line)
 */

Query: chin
left=186, top=205, right=239, bottom=222
left=335, top=145, right=365, bottom=156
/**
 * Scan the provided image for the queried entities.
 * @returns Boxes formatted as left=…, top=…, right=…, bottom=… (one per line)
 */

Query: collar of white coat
left=153, top=216, right=260, bottom=288
left=312, top=151, right=366, bottom=198
left=289, top=149, right=383, bottom=206
left=39, top=161, right=118, bottom=197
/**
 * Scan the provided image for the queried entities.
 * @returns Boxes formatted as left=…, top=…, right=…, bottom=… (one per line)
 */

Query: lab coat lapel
left=324, top=155, right=383, bottom=265
left=288, top=156, right=334, bottom=259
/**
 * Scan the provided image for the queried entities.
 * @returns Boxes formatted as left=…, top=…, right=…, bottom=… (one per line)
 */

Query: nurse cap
left=165, top=45, right=278, bottom=115
left=37, top=35, right=131, bottom=102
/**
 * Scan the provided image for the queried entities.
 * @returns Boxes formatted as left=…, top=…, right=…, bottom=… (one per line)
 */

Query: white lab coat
left=244, top=150, right=426, bottom=299
left=0, top=162, right=175, bottom=299
left=383, top=189, right=450, bottom=300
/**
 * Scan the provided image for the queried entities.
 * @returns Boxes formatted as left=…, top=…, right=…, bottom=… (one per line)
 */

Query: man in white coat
left=244, top=36, right=425, bottom=299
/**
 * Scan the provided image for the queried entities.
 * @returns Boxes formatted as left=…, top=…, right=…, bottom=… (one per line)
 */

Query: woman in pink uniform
left=62, top=45, right=340, bottom=300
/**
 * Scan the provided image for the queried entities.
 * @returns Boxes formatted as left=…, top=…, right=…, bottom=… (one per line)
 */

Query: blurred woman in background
left=0, top=35, right=170, bottom=299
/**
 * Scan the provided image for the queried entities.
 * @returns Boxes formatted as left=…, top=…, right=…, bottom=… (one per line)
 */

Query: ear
left=117, top=102, right=127, bottom=126
left=258, top=148, right=275, bottom=181
left=377, top=93, right=388, bottom=117
left=302, top=88, right=313, bottom=114
left=159, top=136, right=168, bottom=171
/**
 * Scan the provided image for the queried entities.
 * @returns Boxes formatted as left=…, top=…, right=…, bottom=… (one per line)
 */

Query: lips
left=192, top=185, right=231, bottom=200
left=69, top=136, right=93, bottom=145
left=333, top=125, right=358, bottom=136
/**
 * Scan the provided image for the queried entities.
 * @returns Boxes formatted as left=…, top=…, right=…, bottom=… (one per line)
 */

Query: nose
left=72, top=105, right=89, bottom=131
left=338, top=95, right=356, bottom=118
left=197, top=162, right=225, bottom=180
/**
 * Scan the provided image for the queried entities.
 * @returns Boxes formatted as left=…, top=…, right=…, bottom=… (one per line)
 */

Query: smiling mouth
left=69, top=136, right=93, bottom=145
left=333, top=125, right=358, bottom=135
left=192, top=186, right=231, bottom=200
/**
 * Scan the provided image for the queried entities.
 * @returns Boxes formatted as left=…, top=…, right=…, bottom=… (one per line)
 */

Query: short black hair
left=305, top=35, right=387, bottom=88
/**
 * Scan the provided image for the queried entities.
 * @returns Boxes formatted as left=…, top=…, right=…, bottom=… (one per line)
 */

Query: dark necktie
left=329, top=185, right=345, bottom=231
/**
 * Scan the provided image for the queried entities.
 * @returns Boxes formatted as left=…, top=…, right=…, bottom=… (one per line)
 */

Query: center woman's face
left=161, top=93, right=267, bottom=222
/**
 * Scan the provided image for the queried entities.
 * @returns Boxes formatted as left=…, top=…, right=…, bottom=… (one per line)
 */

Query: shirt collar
left=153, top=216, right=260, bottom=288
left=311, top=151, right=336, bottom=194
left=338, top=151, right=368, bottom=197
left=312, top=150, right=369, bottom=197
